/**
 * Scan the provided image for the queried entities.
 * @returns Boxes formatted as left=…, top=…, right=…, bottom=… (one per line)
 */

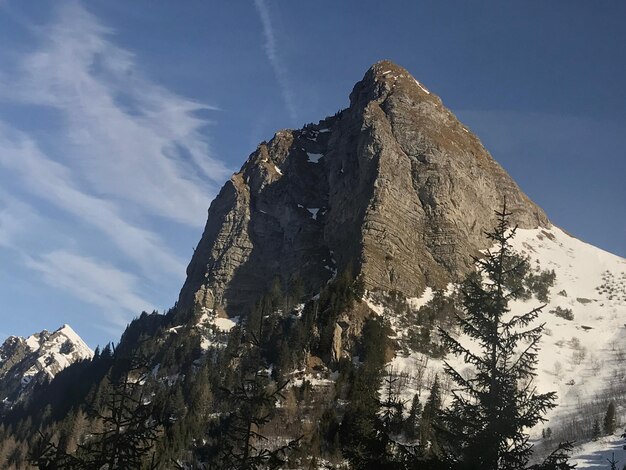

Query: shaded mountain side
left=178, top=60, right=549, bottom=319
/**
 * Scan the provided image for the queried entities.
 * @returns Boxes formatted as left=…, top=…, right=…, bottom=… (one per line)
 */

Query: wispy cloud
left=24, top=250, right=154, bottom=328
left=0, top=123, right=185, bottom=278
left=0, top=190, right=39, bottom=249
left=0, top=1, right=231, bottom=337
left=1, top=1, right=230, bottom=226
left=253, top=0, right=298, bottom=122
left=0, top=190, right=152, bottom=329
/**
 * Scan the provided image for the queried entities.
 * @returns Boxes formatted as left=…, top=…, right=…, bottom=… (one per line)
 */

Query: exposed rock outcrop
left=178, top=60, right=549, bottom=317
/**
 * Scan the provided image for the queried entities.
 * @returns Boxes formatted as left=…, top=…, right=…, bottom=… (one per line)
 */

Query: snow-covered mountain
left=0, top=324, right=93, bottom=409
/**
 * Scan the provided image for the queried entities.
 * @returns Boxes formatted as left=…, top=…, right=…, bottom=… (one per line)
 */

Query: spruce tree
left=592, top=419, right=601, bottom=440
left=404, top=394, right=422, bottom=441
left=604, top=402, right=617, bottom=435
left=339, top=317, right=397, bottom=468
left=34, top=354, right=160, bottom=470
left=420, top=374, right=442, bottom=457
left=607, top=452, right=619, bottom=470
left=438, top=202, right=559, bottom=470
left=339, top=362, right=385, bottom=468
left=527, top=442, right=576, bottom=470
left=84, top=356, right=160, bottom=469
left=216, top=300, right=299, bottom=469
left=379, top=368, right=405, bottom=438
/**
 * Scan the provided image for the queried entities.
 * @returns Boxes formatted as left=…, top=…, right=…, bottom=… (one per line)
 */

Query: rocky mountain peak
left=349, top=60, right=435, bottom=108
left=0, top=324, right=92, bottom=409
left=178, top=61, right=549, bottom=318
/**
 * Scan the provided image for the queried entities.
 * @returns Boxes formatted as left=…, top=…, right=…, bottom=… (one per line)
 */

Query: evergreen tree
left=165, top=388, right=187, bottom=423
left=592, top=419, right=601, bottom=440
left=33, top=354, right=160, bottom=470
left=186, top=364, right=213, bottom=436
left=438, top=202, right=560, bottom=470
left=607, top=452, right=619, bottom=470
left=420, top=374, right=442, bottom=457
left=527, top=442, right=576, bottom=470
left=339, top=362, right=385, bottom=468
left=318, top=408, right=341, bottom=458
left=215, top=306, right=299, bottom=469
left=404, top=394, right=422, bottom=441
left=379, top=368, right=405, bottom=438
left=604, top=402, right=617, bottom=435
left=339, top=317, right=402, bottom=468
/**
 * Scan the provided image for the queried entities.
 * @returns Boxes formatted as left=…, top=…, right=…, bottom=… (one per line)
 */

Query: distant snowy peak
left=23, top=324, right=93, bottom=357
left=0, top=324, right=93, bottom=409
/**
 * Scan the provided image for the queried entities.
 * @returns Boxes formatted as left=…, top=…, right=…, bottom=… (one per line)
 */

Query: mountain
left=175, top=60, right=626, bottom=464
left=0, top=324, right=93, bottom=409
left=1, top=60, right=624, bottom=469
left=178, top=60, right=548, bottom=318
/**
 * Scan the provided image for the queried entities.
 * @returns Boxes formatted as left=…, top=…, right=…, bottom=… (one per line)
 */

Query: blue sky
left=0, top=1, right=624, bottom=348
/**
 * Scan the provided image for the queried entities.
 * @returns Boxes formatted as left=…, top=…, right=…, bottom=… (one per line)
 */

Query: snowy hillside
left=0, top=324, right=93, bottom=408
left=569, top=432, right=625, bottom=469
left=510, top=228, right=626, bottom=432
left=511, top=227, right=626, bottom=466
left=381, top=226, right=625, bottom=464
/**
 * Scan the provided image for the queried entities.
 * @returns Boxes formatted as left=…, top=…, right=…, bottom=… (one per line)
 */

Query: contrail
left=253, top=0, right=298, bottom=122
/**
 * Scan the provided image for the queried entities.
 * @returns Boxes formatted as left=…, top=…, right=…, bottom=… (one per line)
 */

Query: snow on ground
left=508, top=227, right=626, bottom=436
left=307, top=152, right=323, bottom=163
left=569, top=433, right=625, bottom=469
left=406, top=287, right=435, bottom=310
left=367, top=287, right=445, bottom=405
left=289, top=372, right=337, bottom=390
left=383, top=225, right=626, bottom=445
left=306, top=208, right=320, bottom=220
left=364, top=295, right=385, bottom=316
left=56, top=324, right=92, bottom=354
left=194, top=308, right=239, bottom=350
left=214, top=316, right=237, bottom=332
left=25, top=335, right=40, bottom=352
left=413, top=78, right=431, bottom=94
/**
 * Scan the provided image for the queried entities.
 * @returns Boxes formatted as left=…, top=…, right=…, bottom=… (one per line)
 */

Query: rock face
left=178, top=60, right=549, bottom=317
left=0, top=324, right=93, bottom=409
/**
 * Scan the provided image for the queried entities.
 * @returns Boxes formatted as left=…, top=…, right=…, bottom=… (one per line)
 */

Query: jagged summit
left=0, top=324, right=93, bottom=409
left=178, top=61, right=549, bottom=317
left=349, top=60, right=435, bottom=106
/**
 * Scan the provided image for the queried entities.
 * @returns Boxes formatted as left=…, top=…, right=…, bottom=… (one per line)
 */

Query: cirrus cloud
left=0, top=1, right=230, bottom=341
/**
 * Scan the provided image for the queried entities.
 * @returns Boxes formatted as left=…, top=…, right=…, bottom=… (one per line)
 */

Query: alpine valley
left=1, top=61, right=624, bottom=469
